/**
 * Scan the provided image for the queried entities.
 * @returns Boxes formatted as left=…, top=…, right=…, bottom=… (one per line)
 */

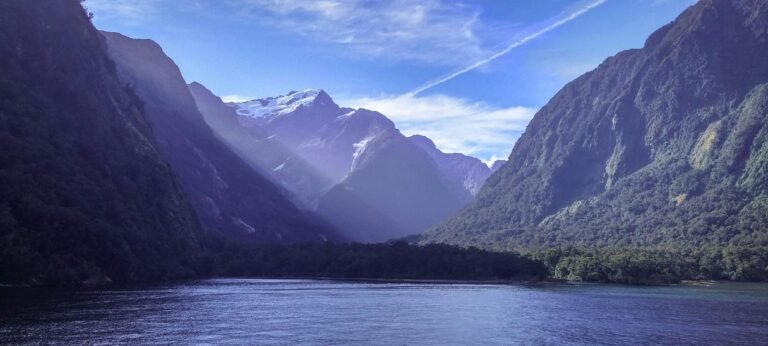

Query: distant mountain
left=318, top=127, right=469, bottom=242
left=195, top=89, right=475, bottom=242
left=102, top=32, right=342, bottom=243
left=490, top=160, right=506, bottom=173
left=188, top=83, right=331, bottom=207
left=0, top=0, right=204, bottom=285
left=409, top=135, right=491, bottom=197
left=424, top=0, right=768, bottom=250
left=231, top=90, right=392, bottom=184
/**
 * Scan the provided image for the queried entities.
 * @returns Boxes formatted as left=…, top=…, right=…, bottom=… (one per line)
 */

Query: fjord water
left=2, top=280, right=768, bottom=345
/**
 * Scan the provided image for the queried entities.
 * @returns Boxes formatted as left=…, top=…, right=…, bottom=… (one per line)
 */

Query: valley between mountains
left=1, top=0, right=767, bottom=286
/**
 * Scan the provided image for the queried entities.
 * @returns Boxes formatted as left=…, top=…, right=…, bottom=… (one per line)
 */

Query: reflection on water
left=1, top=279, right=768, bottom=345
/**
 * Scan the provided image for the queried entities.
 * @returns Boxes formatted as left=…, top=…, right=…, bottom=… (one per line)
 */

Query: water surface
left=2, top=279, right=768, bottom=345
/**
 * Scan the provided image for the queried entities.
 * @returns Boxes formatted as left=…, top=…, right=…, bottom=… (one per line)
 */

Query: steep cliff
left=0, top=0, right=204, bottom=285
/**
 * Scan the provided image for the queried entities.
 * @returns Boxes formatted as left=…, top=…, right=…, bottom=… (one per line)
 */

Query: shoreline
left=2, top=276, right=757, bottom=290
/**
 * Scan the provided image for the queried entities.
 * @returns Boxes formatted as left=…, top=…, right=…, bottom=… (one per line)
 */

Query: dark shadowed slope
left=0, top=0, right=204, bottom=285
left=101, top=32, right=343, bottom=243
left=425, top=0, right=768, bottom=250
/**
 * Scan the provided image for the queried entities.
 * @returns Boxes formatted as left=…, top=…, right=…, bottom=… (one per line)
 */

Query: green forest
left=527, top=246, right=768, bottom=285
left=205, top=241, right=549, bottom=282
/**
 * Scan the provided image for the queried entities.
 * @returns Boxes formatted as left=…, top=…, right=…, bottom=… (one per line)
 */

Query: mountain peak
left=409, top=135, right=438, bottom=152
left=232, top=88, right=337, bottom=118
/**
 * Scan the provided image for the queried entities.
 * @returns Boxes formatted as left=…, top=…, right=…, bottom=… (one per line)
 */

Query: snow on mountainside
left=194, top=88, right=488, bottom=242
left=233, top=89, right=328, bottom=119
left=227, top=91, right=491, bottom=193
left=229, top=91, right=397, bottom=184
left=189, top=83, right=334, bottom=208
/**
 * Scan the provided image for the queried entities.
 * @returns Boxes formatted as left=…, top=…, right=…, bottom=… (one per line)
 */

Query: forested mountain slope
left=0, top=0, right=205, bottom=285
left=424, top=0, right=768, bottom=251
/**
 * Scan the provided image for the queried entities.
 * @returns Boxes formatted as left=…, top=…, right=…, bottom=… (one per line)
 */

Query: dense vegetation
left=0, top=0, right=205, bottom=286
left=527, top=246, right=768, bottom=285
left=205, top=241, right=549, bottom=281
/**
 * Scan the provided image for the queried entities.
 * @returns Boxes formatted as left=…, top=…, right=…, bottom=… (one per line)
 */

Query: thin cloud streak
left=405, top=0, right=608, bottom=97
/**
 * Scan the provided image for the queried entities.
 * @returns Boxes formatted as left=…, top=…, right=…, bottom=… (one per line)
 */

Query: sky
left=86, top=0, right=696, bottom=164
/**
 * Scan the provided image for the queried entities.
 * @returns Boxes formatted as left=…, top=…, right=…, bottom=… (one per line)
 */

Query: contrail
left=405, top=0, right=607, bottom=97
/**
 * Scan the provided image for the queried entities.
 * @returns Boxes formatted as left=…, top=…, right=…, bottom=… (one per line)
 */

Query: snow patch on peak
left=273, top=162, right=287, bottom=172
left=338, top=109, right=357, bottom=119
left=351, top=136, right=375, bottom=164
left=232, top=89, right=326, bottom=118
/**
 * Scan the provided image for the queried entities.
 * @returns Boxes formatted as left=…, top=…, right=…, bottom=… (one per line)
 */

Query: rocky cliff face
left=0, top=0, right=204, bottom=285
left=424, top=0, right=768, bottom=250
left=102, top=32, right=342, bottom=243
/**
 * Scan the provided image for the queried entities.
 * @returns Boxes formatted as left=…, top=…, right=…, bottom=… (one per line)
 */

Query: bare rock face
left=425, top=0, right=768, bottom=250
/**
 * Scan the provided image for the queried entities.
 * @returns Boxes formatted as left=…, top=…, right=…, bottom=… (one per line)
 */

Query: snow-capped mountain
left=189, top=83, right=333, bottom=208
left=234, top=89, right=333, bottom=119
left=228, top=89, right=397, bottom=184
left=192, top=87, right=486, bottom=242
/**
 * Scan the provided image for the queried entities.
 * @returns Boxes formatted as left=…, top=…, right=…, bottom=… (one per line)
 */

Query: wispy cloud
left=341, top=0, right=604, bottom=160
left=406, top=0, right=607, bottom=96
left=343, top=94, right=536, bottom=163
left=230, top=0, right=486, bottom=65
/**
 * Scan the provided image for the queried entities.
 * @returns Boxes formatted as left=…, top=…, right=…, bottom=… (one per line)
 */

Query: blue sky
left=87, top=0, right=695, bottom=163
